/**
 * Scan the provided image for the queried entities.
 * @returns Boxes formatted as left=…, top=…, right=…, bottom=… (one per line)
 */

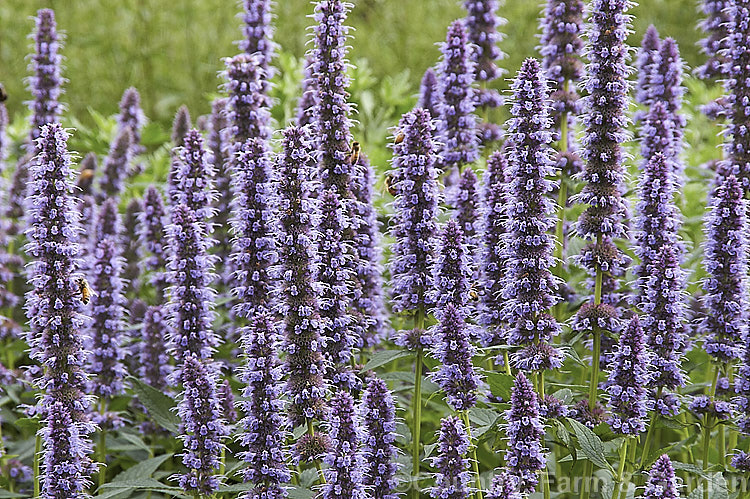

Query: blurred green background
left=0, top=0, right=706, bottom=126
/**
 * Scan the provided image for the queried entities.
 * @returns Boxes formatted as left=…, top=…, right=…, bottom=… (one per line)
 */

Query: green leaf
left=685, top=472, right=728, bottom=499
left=117, top=432, right=153, bottom=455
left=0, top=491, right=26, bottom=498
left=288, top=486, right=315, bottom=499
left=567, top=418, right=613, bottom=473
left=550, top=419, right=575, bottom=462
left=112, top=454, right=172, bottom=483
left=484, top=371, right=514, bottom=401
left=362, top=350, right=411, bottom=371
left=128, top=377, right=180, bottom=433
left=218, top=482, right=256, bottom=493
left=13, top=417, right=41, bottom=432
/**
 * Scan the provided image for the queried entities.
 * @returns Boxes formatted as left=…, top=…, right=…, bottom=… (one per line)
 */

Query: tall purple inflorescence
left=431, top=303, right=480, bottom=411
left=27, top=9, right=63, bottom=148
left=540, top=0, right=584, bottom=88
left=428, top=416, right=471, bottom=499
left=433, top=220, right=471, bottom=310
left=139, top=185, right=169, bottom=299
left=454, top=167, right=481, bottom=248
left=502, top=58, right=561, bottom=363
left=724, top=0, right=750, bottom=191
left=605, top=315, right=648, bottom=435
left=351, top=153, right=387, bottom=347
left=322, top=391, right=366, bottom=499
left=417, top=68, right=440, bottom=120
left=139, top=306, right=171, bottom=390
left=390, top=108, right=440, bottom=314
left=123, top=197, right=143, bottom=297
left=436, top=20, right=480, bottom=170
left=230, top=138, right=277, bottom=317
left=487, top=472, right=522, bottom=499
left=88, top=237, right=126, bottom=398
left=171, top=129, right=215, bottom=221
left=237, top=313, right=289, bottom=498
left=166, top=204, right=219, bottom=364
left=296, top=54, right=317, bottom=127
left=697, top=0, right=730, bottom=80
left=117, top=87, right=146, bottom=156
left=174, top=356, right=228, bottom=496
left=208, top=98, right=233, bottom=266
left=25, top=124, right=95, bottom=495
left=275, top=126, right=326, bottom=426
left=171, top=105, right=192, bottom=147
left=635, top=25, right=661, bottom=106
left=701, top=175, right=749, bottom=362
left=505, top=372, right=545, bottom=494
left=97, top=128, right=133, bottom=202
left=643, top=455, right=679, bottom=499
left=360, top=377, right=398, bottom=499
left=239, top=0, right=275, bottom=74
left=478, top=150, right=509, bottom=344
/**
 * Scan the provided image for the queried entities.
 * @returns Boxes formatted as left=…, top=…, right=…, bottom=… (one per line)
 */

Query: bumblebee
left=385, top=172, right=397, bottom=196
left=79, top=168, right=95, bottom=183
left=348, top=141, right=361, bottom=165
left=74, top=276, right=95, bottom=305
left=0, top=84, right=6, bottom=102
left=468, top=284, right=480, bottom=302
left=394, top=131, right=405, bottom=144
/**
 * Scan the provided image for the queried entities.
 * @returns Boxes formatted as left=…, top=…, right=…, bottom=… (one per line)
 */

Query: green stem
left=461, top=411, right=484, bottom=499
left=98, top=399, right=107, bottom=490
left=412, top=338, right=424, bottom=498
left=503, top=350, right=511, bottom=376
left=622, top=439, right=637, bottom=499
left=307, top=419, right=326, bottom=485
left=34, top=434, right=41, bottom=498
left=640, top=386, right=663, bottom=467
left=703, top=366, right=720, bottom=499
left=611, top=439, right=629, bottom=499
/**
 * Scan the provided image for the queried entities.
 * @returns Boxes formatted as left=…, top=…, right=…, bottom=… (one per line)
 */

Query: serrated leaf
left=484, top=371, right=514, bottom=401
left=567, top=418, right=613, bottom=473
left=362, top=350, right=411, bottom=371
left=288, top=486, right=315, bottom=499
left=551, top=419, right=575, bottom=461
left=128, top=377, right=180, bottom=433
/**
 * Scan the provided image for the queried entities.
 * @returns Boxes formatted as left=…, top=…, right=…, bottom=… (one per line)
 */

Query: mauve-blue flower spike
left=504, top=372, right=545, bottom=493
left=635, top=25, right=661, bottom=107
left=433, top=220, right=471, bottom=311
left=239, top=0, right=276, bottom=76
left=360, top=377, right=399, bottom=499
left=97, top=128, right=133, bottom=202
left=28, top=9, right=63, bottom=148
left=725, top=0, right=750, bottom=191
left=417, top=68, right=440, bottom=121
left=486, top=472, right=522, bottom=499
left=643, top=455, right=679, bottom=499
left=171, top=129, right=216, bottom=221
left=322, top=391, right=367, bottom=499
left=428, top=415, right=471, bottom=499
left=117, top=87, right=146, bottom=156
left=696, top=0, right=730, bottom=80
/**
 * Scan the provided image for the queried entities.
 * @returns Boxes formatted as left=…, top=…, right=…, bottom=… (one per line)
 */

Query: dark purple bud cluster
left=116, top=87, right=146, bottom=156
left=97, top=128, right=133, bottom=202
left=171, top=105, right=192, bottom=146
left=417, top=68, right=439, bottom=121
left=643, top=455, right=679, bottom=499
left=636, top=26, right=661, bottom=107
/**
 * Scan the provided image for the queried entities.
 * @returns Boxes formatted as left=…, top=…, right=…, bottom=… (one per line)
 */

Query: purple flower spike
left=208, top=99, right=232, bottom=256
left=606, top=316, right=648, bottom=435
left=732, top=451, right=750, bottom=471
left=433, top=220, right=471, bottom=311
left=540, top=0, right=584, bottom=86
left=322, top=391, right=367, bottom=499
left=97, top=128, right=133, bottom=202
left=27, top=9, right=63, bottom=148
left=239, top=0, right=276, bottom=77
left=171, top=129, right=215, bottom=221
left=636, top=25, right=661, bottom=106
left=418, top=68, right=440, bottom=120
left=171, top=105, right=192, bottom=146
left=701, top=175, right=749, bottom=362
left=464, top=0, right=505, bottom=82
left=117, top=87, right=146, bottom=155
left=436, top=20, right=480, bottom=170
left=41, top=402, right=96, bottom=499
left=505, top=372, right=545, bottom=493
left=478, top=150, right=509, bottom=343
left=390, top=108, right=440, bottom=314
left=360, top=377, right=399, bottom=499
left=223, top=53, right=272, bottom=146
left=93, top=198, right=121, bottom=244
left=455, top=167, right=481, bottom=247
left=123, top=197, right=143, bottom=293
left=487, top=472, right=522, bottom=499
left=139, top=185, right=169, bottom=297
left=296, top=54, right=317, bottom=127
left=352, top=153, right=387, bottom=347
left=312, top=0, right=355, bottom=194
left=166, top=205, right=219, bottom=363
left=643, top=455, right=679, bottom=499
left=737, top=309, right=750, bottom=432
left=88, top=238, right=127, bottom=399
left=725, top=0, right=750, bottom=191
left=174, top=356, right=228, bottom=496
left=139, top=305, right=171, bottom=390
left=428, top=416, right=471, bottom=499
left=230, top=138, right=277, bottom=318
left=502, top=58, right=561, bottom=348
left=696, top=0, right=730, bottom=80
left=275, top=126, right=326, bottom=427
left=237, top=313, right=289, bottom=498
left=430, top=303, right=480, bottom=411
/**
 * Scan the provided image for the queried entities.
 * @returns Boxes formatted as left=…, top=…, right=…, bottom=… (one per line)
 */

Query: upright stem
left=553, top=79, right=570, bottom=321
left=611, top=439, right=629, bottom=499
left=461, top=411, right=484, bottom=499
left=703, top=366, right=720, bottom=499
left=503, top=350, right=512, bottom=376
left=412, top=307, right=425, bottom=499
left=98, top=399, right=107, bottom=489
left=640, top=386, right=663, bottom=466
left=34, top=434, right=41, bottom=498
left=306, top=419, right=326, bottom=485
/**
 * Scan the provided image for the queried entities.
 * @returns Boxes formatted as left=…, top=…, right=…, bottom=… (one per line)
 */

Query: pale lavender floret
left=501, top=58, right=561, bottom=348
left=274, top=126, right=327, bottom=427
left=505, top=372, right=545, bottom=494
left=430, top=303, right=480, bottom=411
left=230, top=138, right=277, bottom=318
left=322, top=391, right=367, bottom=499
left=724, top=0, right=750, bottom=191
left=487, top=472, right=522, bottom=499
left=606, top=316, right=649, bottom=435
left=97, top=128, right=133, bottom=202
left=436, top=20, right=480, bottom=170
left=432, top=220, right=471, bottom=311
left=700, top=175, right=749, bottom=362
left=88, top=237, right=127, bottom=399
left=116, top=87, right=146, bottom=156
left=643, top=455, right=679, bottom=499
left=351, top=153, right=388, bottom=347
left=428, top=416, right=471, bottom=499
left=171, top=129, right=216, bottom=222
left=635, top=25, right=661, bottom=107
left=174, top=356, right=228, bottom=496
left=139, top=305, right=172, bottom=390
left=237, top=313, right=289, bottom=498
left=165, top=205, right=219, bottom=364
left=390, top=108, right=440, bottom=314
left=360, top=377, right=399, bottom=499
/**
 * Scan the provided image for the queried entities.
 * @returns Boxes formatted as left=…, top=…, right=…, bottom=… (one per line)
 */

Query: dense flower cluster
left=606, top=316, right=648, bottom=435
left=501, top=58, right=561, bottom=349
left=724, top=0, right=750, bottom=191
left=322, top=391, right=367, bottom=499
left=428, top=416, right=471, bottom=499
left=139, top=306, right=171, bottom=390
left=97, top=128, right=133, bottom=201
left=28, top=9, right=63, bottom=147
left=223, top=52, right=272, bottom=146
left=505, top=373, right=545, bottom=494
left=274, top=126, right=326, bottom=426
left=643, top=455, right=679, bottom=499
left=139, top=185, right=169, bottom=297
left=360, top=377, right=399, bottom=499
left=171, top=129, right=215, bottom=221
left=239, top=0, right=275, bottom=74
left=487, top=472, right=521, bottom=499
left=417, top=68, right=439, bottom=120
left=296, top=55, right=317, bottom=127
left=116, top=87, right=146, bottom=156
left=431, top=303, right=480, bottom=411
left=454, top=167, right=480, bottom=249
left=636, top=26, right=661, bottom=107
left=436, top=20, right=479, bottom=170
left=433, top=220, right=471, bottom=310
left=123, top=197, right=143, bottom=296
left=390, top=108, right=440, bottom=314
left=237, top=313, right=290, bottom=498
left=696, top=0, right=730, bottom=80
left=700, top=175, right=749, bottom=362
